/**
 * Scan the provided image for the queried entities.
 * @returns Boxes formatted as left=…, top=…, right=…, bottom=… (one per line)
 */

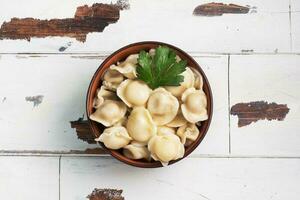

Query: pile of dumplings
left=89, top=49, right=208, bottom=166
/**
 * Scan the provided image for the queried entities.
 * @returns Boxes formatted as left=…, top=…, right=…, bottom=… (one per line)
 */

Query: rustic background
left=0, top=0, right=299, bottom=199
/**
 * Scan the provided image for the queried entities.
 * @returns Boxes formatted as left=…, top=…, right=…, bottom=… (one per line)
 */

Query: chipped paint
left=241, top=49, right=254, bottom=53
left=25, top=95, right=44, bottom=107
left=2, top=97, right=6, bottom=103
left=193, top=3, right=250, bottom=16
left=0, top=3, right=126, bottom=42
left=87, top=188, right=124, bottom=200
left=231, top=101, right=290, bottom=127
left=59, top=41, right=72, bottom=52
left=70, top=118, right=96, bottom=144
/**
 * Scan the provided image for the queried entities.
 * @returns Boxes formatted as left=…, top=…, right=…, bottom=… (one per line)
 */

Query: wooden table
left=0, top=0, right=299, bottom=199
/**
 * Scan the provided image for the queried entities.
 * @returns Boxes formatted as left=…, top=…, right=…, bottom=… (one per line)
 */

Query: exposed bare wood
left=193, top=3, right=250, bottom=16
left=0, top=3, right=121, bottom=42
left=87, top=189, right=124, bottom=200
left=230, top=101, right=290, bottom=127
left=70, top=118, right=96, bottom=144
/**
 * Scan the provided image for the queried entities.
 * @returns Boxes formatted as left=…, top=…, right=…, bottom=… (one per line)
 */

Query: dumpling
left=93, top=86, right=118, bottom=108
left=181, top=88, right=208, bottom=123
left=95, top=126, right=131, bottom=149
left=117, top=79, right=151, bottom=107
left=176, top=123, right=199, bottom=146
left=110, top=54, right=138, bottom=79
left=157, top=126, right=176, bottom=136
left=165, top=67, right=195, bottom=98
left=149, top=48, right=156, bottom=57
left=126, top=107, right=157, bottom=143
left=166, top=109, right=188, bottom=127
left=102, top=68, right=124, bottom=91
left=123, top=141, right=151, bottom=161
left=148, top=133, right=184, bottom=166
left=89, top=100, right=127, bottom=127
left=190, top=67, right=203, bottom=90
left=113, top=116, right=127, bottom=127
left=147, top=88, right=179, bottom=125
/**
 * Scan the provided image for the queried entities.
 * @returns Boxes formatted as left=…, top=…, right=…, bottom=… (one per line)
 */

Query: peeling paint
left=193, top=3, right=251, bottom=16
left=59, top=41, right=72, bottom=52
left=2, top=97, right=6, bottom=103
left=70, top=118, right=96, bottom=144
left=0, top=2, right=127, bottom=42
left=25, top=95, right=44, bottom=107
left=231, top=101, right=290, bottom=127
left=87, top=188, right=124, bottom=200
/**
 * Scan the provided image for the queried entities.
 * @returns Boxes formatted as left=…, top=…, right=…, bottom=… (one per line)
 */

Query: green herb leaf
left=136, top=46, right=187, bottom=89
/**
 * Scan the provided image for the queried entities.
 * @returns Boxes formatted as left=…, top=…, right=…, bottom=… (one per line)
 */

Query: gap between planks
left=1, top=152, right=300, bottom=159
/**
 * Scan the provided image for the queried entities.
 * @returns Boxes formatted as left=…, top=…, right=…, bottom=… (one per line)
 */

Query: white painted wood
left=60, top=157, right=300, bottom=200
left=192, top=55, right=229, bottom=155
left=230, top=55, right=300, bottom=156
left=0, top=0, right=291, bottom=53
left=0, top=55, right=229, bottom=155
left=0, top=156, right=59, bottom=199
left=291, top=0, right=300, bottom=51
left=0, top=55, right=101, bottom=151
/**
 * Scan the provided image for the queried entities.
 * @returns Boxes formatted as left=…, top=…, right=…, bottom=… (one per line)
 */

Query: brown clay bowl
left=86, top=41, right=213, bottom=168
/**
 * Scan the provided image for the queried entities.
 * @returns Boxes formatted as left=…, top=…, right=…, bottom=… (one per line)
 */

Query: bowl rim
left=86, top=41, right=213, bottom=168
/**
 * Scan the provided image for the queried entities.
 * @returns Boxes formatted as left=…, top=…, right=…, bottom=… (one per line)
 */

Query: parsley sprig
left=136, top=46, right=187, bottom=89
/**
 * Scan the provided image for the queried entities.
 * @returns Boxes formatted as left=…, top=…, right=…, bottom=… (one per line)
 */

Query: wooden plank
left=0, top=156, right=59, bottom=199
left=60, top=157, right=300, bottom=200
left=230, top=55, right=300, bottom=156
left=0, top=0, right=290, bottom=53
left=0, top=55, right=229, bottom=156
left=291, top=0, right=300, bottom=51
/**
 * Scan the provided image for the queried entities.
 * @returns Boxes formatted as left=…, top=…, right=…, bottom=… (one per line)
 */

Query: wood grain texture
left=0, top=157, right=59, bottom=199
left=193, top=3, right=250, bottom=16
left=70, top=119, right=95, bottom=144
left=231, top=101, right=290, bottom=127
left=60, top=157, right=300, bottom=200
left=87, top=188, right=124, bottom=200
left=230, top=55, right=300, bottom=156
left=0, top=0, right=291, bottom=53
left=0, top=3, right=120, bottom=42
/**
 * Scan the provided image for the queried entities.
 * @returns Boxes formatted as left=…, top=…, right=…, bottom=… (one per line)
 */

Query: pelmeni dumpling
left=166, top=109, right=188, bottom=127
left=181, top=88, right=208, bottom=123
left=117, top=79, right=151, bottom=107
left=176, top=123, right=199, bottom=146
left=95, top=126, right=132, bottom=149
left=102, top=68, right=124, bottom=91
left=89, top=100, right=127, bottom=127
left=147, top=88, right=179, bottom=125
left=148, top=133, right=184, bottom=166
left=190, top=67, right=203, bottom=90
left=126, top=107, right=157, bottom=143
left=93, top=86, right=118, bottom=108
left=123, top=141, right=151, bottom=161
left=157, top=126, right=176, bottom=136
left=110, top=54, right=138, bottom=79
left=165, top=67, right=195, bottom=98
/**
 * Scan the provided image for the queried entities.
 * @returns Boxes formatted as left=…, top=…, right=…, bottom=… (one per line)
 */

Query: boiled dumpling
left=157, top=126, right=176, bottom=136
left=166, top=109, right=188, bottom=127
left=181, top=88, right=208, bottom=123
left=110, top=54, right=138, bottom=79
left=165, top=67, right=195, bottom=98
left=147, top=88, right=179, bottom=125
left=95, top=126, right=131, bottom=149
left=123, top=141, right=151, bottom=160
left=148, top=133, right=184, bottom=166
left=176, top=123, right=199, bottom=146
left=89, top=100, right=127, bottom=127
left=126, top=107, right=157, bottom=143
left=190, top=67, right=203, bottom=90
left=117, top=79, right=151, bottom=107
left=102, top=68, right=124, bottom=91
left=93, top=86, right=118, bottom=108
